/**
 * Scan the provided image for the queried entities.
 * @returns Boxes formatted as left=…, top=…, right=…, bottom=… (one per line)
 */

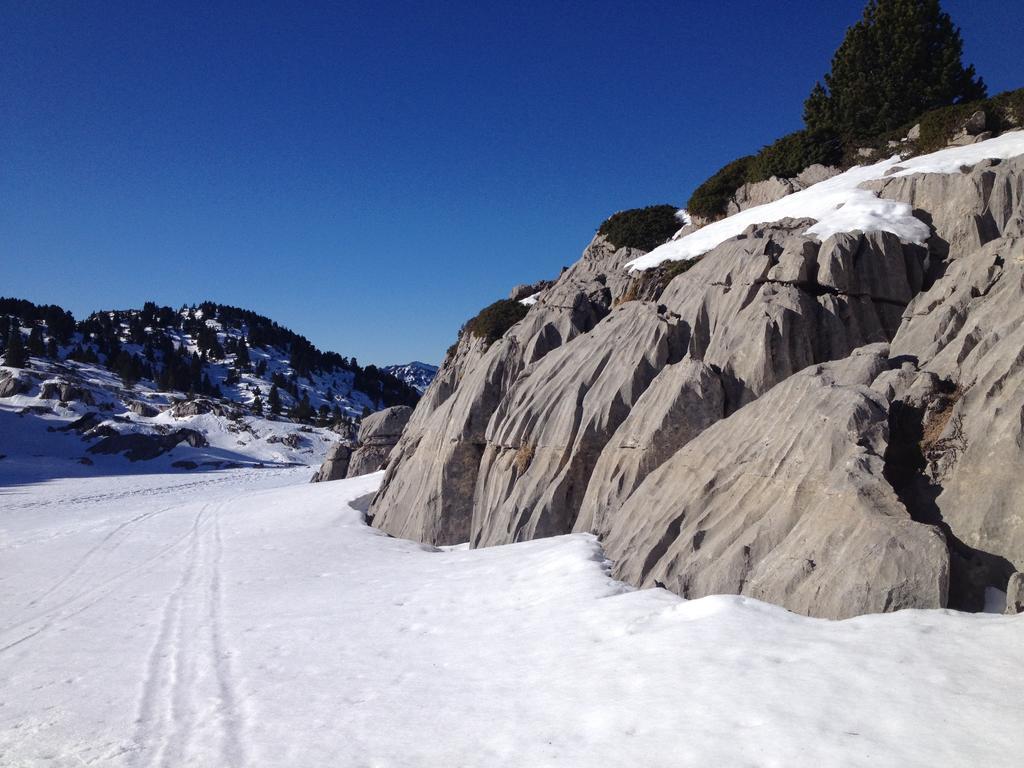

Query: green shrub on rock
left=686, top=129, right=842, bottom=222
left=597, top=205, right=681, bottom=252
left=916, top=87, right=1024, bottom=152
left=464, top=299, right=529, bottom=347
left=991, top=87, right=1024, bottom=130
left=748, top=129, right=843, bottom=181
left=686, top=156, right=754, bottom=222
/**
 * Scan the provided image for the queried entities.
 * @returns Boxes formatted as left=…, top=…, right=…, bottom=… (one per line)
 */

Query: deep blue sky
left=2, top=1, right=1021, bottom=365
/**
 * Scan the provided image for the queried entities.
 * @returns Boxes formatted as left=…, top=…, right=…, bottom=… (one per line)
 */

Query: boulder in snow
left=311, top=441, right=353, bottom=482
left=347, top=405, right=412, bottom=477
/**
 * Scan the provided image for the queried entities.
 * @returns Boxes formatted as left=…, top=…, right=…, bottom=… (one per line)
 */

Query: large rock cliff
left=369, top=148, right=1024, bottom=618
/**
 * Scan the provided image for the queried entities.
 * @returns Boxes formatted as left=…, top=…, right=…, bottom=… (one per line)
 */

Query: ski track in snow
left=129, top=502, right=247, bottom=768
left=0, top=469, right=299, bottom=766
left=0, top=506, right=192, bottom=654
left=0, top=468, right=1021, bottom=767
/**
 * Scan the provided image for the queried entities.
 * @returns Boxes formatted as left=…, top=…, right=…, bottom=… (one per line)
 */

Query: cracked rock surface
left=602, top=346, right=949, bottom=619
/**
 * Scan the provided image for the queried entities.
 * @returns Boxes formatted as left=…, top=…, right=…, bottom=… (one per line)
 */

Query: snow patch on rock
left=628, top=130, right=1024, bottom=271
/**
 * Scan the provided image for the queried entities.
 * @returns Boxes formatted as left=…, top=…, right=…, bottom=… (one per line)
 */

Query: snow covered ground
left=627, top=130, right=1024, bottom=270
left=1, top=470, right=1021, bottom=767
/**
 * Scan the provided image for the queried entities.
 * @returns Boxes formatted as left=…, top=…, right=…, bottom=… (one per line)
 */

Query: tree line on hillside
left=0, top=298, right=418, bottom=421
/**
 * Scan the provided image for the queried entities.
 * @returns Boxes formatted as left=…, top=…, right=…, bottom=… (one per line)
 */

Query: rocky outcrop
left=471, top=302, right=688, bottom=547
left=266, top=432, right=304, bottom=448
left=947, top=109, right=991, bottom=147
left=346, top=405, right=412, bottom=477
left=370, top=235, right=647, bottom=544
left=1006, top=573, right=1024, bottom=615
left=87, top=428, right=207, bottom=462
left=58, top=411, right=105, bottom=433
left=726, top=164, right=840, bottom=216
left=311, top=441, right=353, bottom=482
left=128, top=400, right=159, bottom=417
left=373, top=222, right=931, bottom=563
left=599, top=346, right=949, bottom=619
left=575, top=359, right=725, bottom=536
left=369, top=333, right=530, bottom=544
left=372, top=223, right=925, bottom=555
left=0, top=370, right=30, bottom=398
left=39, top=380, right=95, bottom=404
left=657, top=221, right=922, bottom=410
left=883, top=235, right=1024, bottom=609
left=865, top=155, right=1024, bottom=262
left=370, top=147, right=1024, bottom=618
left=167, top=398, right=227, bottom=418
left=509, top=280, right=554, bottom=302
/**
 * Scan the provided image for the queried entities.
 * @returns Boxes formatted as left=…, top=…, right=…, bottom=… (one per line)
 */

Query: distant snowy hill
left=382, top=361, right=438, bottom=394
left=0, top=298, right=421, bottom=473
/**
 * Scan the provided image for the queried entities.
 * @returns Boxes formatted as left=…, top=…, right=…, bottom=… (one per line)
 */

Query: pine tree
left=804, top=0, right=986, bottom=139
left=252, top=392, right=263, bottom=416
left=289, top=392, right=312, bottom=422
left=235, top=340, right=251, bottom=370
left=4, top=326, right=27, bottom=368
left=268, top=384, right=281, bottom=415
left=46, top=337, right=59, bottom=359
left=28, top=326, right=45, bottom=356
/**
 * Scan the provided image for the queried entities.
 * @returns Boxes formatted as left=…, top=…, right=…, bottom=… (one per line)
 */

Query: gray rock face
left=39, top=380, right=95, bottom=404
left=865, top=155, right=1024, bottom=262
left=471, top=303, right=688, bottom=547
left=168, top=398, right=227, bottom=418
left=657, top=222, right=921, bottom=410
left=601, top=347, right=949, bottom=619
left=373, top=221, right=930, bottom=576
left=509, top=280, right=553, bottom=302
left=575, top=359, right=724, bottom=537
left=885, top=235, right=1024, bottom=608
left=0, top=370, right=30, bottom=398
left=816, top=230, right=923, bottom=304
left=128, top=400, right=159, bottom=417
left=370, top=332, right=535, bottom=544
left=87, top=428, right=207, bottom=462
left=311, top=441, right=353, bottom=482
left=357, top=405, right=412, bottom=444
left=346, top=405, right=412, bottom=477
left=1006, top=573, right=1024, bottom=615
left=370, top=235, right=644, bottom=544
left=726, top=164, right=840, bottom=216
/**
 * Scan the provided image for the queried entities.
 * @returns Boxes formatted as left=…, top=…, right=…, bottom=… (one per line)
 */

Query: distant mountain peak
left=382, top=361, right=438, bottom=395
